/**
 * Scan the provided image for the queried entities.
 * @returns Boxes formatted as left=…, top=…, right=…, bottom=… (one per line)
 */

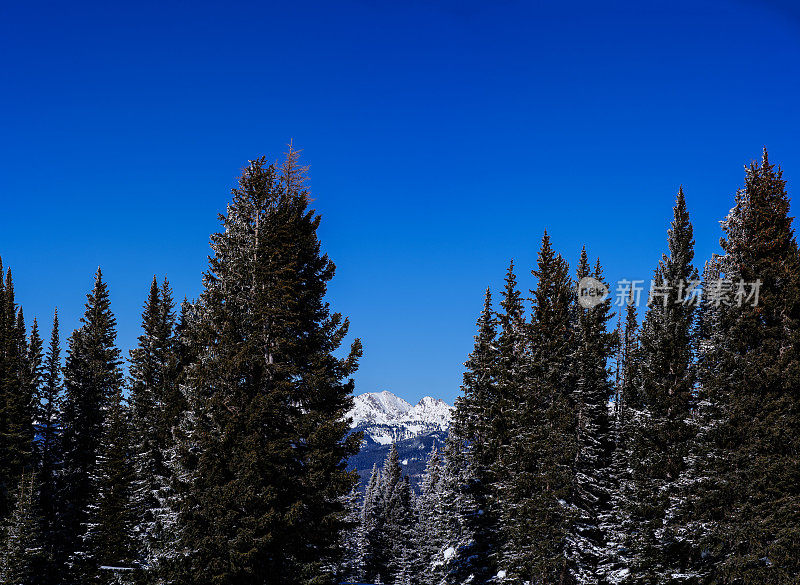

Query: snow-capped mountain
left=346, top=390, right=453, bottom=490
left=347, top=390, right=452, bottom=446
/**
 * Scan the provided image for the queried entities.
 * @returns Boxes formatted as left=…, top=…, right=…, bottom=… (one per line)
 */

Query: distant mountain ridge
left=346, top=390, right=453, bottom=490
left=347, top=390, right=452, bottom=446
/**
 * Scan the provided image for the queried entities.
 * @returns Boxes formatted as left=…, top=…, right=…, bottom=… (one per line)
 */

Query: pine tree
left=60, top=268, right=124, bottom=582
left=416, top=446, right=444, bottom=584
left=337, top=485, right=362, bottom=583
left=75, top=387, right=136, bottom=584
left=688, top=150, right=800, bottom=582
left=449, top=287, right=501, bottom=584
left=624, top=187, right=699, bottom=583
left=491, top=261, right=530, bottom=581
left=129, top=276, right=180, bottom=578
left=172, top=149, right=362, bottom=585
left=603, top=294, right=639, bottom=584
left=0, top=473, right=45, bottom=584
left=500, top=233, right=576, bottom=583
left=381, top=444, right=415, bottom=584
left=35, top=310, right=62, bottom=585
left=25, top=317, right=45, bottom=433
left=0, top=268, right=35, bottom=521
left=437, top=435, right=479, bottom=585
left=360, top=464, right=386, bottom=584
left=569, top=251, right=616, bottom=584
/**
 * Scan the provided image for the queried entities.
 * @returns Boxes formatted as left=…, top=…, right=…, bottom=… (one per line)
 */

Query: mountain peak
left=347, top=390, right=453, bottom=445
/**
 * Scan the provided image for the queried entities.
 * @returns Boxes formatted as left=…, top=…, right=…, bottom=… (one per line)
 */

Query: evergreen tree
left=75, top=387, right=136, bottom=584
left=381, top=444, right=415, bottom=584
left=360, top=464, right=386, bottom=584
left=76, top=390, right=135, bottom=583
left=416, top=446, right=444, bottom=584
left=491, top=261, right=530, bottom=581
left=35, top=309, right=62, bottom=585
left=437, top=436, right=478, bottom=585
left=337, top=485, right=362, bottom=584
left=500, top=233, right=576, bottom=583
left=688, top=150, right=800, bottom=582
left=449, top=287, right=500, bottom=584
left=624, top=187, right=699, bottom=583
left=0, top=473, right=45, bottom=584
left=603, top=294, right=639, bottom=584
left=1, top=268, right=35, bottom=521
left=569, top=251, right=616, bottom=584
left=25, top=317, right=45, bottom=433
left=129, top=276, right=180, bottom=578
left=172, top=149, right=362, bottom=585
left=60, top=268, right=124, bottom=582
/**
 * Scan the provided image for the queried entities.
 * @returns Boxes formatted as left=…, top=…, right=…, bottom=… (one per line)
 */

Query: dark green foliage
left=415, top=446, right=444, bottom=583
left=570, top=251, right=616, bottom=584
left=689, top=150, right=800, bottom=583
left=173, top=149, right=362, bottom=585
left=382, top=445, right=415, bottom=583
left=499, top=233, right=577, bottom=583
left=129, top=276, right=182, bottom=576
left=0, top=473, right=45, bottom=584
left=60, top=268, right=124, bottom=581
left=76, top=387, right=136, bottom=583
left=2, top=147, right=798, bottom=585
left=450, top=287, right=501, bottom=584
left=0, top=267, right=36, bottom=521
left=36, top=310, right=63, bottom=585
left=357, top=444, right=419, bottom=584
left=360, top=464, right=386, bottom=583
left=604, top=295, right=640, bottom=583
left=624, top=187, right=699, bottom=582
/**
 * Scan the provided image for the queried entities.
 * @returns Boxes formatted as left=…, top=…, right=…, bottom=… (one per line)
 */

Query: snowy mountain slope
left=346, top=390, right=452, bottom=446
left=346, top=391, right=453, bottom=490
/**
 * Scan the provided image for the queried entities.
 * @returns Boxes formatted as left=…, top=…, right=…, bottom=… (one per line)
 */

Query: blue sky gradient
left=2, top=0, right=799, bottom=404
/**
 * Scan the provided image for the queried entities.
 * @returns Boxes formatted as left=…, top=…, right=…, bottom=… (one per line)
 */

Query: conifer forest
left=3, top=2, right=800, bottom=585
left=1, top=146, right=799, bottom=584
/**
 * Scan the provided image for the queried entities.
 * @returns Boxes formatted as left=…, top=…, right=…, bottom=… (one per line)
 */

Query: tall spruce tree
left=25, top=317, right=45, bottom=441
left=60, top=268, right=124, bottom=582
left=360, top=464, right=386, bottom=583
left=624, top=188, right=698, bottom=583
left=173, top=149, right=362, bottom=585
left=36, top=309, right=62, bottom=585
left=604, top=293, right=640, bottom=584
left=337, top=485, right=362, bottom=584
left=688, top=150, right=800, bottom=583
left=438, top=436, right=480, bottom=585
left=416, top=446, right=444, bottom=583
left=0, top=268, right=35, bottom=521
left=500, top=233, right=576, bottom=583
left=129, top=276, right=180, bottom=578
left=450, top=287, right=501, bottom=584
left=569, top=251, right=616, bottom=584
left=378, top=443, right=415, bottom=584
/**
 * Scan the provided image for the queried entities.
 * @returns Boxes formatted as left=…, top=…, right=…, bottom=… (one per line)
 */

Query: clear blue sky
left=2, top=0, right=799, bottom=405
